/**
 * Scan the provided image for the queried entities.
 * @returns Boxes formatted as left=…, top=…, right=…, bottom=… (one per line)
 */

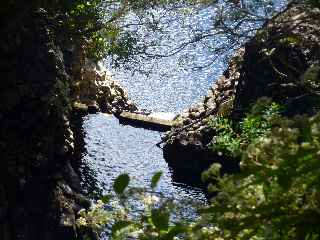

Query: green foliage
left=112, top=221, right=134, bottom=237
left=278, top=36, right=301, bottom=46
left=151, top=171, right=163, bottom=189
left=107, top=32, right=140, bottom=66
left=76, top=200, right=110, bottom=233
left=241, top=98, right=282, bottom=141
left=101, top=194, right=112, bottom=204
left=113, top=173, right=130, bottom=195
left=209, top=98, right=282, bottom=157
left=0, top=0, right=146, bottom=62
left=77, top=109, right=320, bottom=239
left=202, top=113, right=320, bottom=240
left=209, top=116, right=242, bottom=157
left=77, top=172, right=190, bottom=239
left=151, top=207, right=170, bottom=231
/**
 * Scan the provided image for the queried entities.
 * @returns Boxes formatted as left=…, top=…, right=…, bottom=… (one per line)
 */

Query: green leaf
left=111, top=221, right=132, bottom=236
left=101, top=195, right=111, bottom=204
left=151, top=171, right=162, bottom=189
left=113, top=173, right=130, bottom=195
left=151, top=208, right=170, bottom=231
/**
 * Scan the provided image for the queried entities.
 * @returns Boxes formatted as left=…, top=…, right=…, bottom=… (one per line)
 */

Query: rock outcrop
left=71, top=43, right=137, bottom=114
left=233, top=2, right=320, bottom=118
left=0, top=8, right=89, bottom=240
left=164, top=49, right=244, bottom=150
left=163, top=50, right=243, bottom=187
left=163, top=2, right=320, bottom=187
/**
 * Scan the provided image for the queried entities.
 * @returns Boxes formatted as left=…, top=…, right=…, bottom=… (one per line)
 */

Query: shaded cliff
left=0, top=1, right=139, bottom=238
left=0, top=6, right=90, bottom=240
left=163, top=2, right=320, bottom=187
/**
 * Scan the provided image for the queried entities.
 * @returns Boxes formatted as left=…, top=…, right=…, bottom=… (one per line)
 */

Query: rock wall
left=0, top=4, right=137, bottom=239
left=71, top=43, right=137, bottom=114
left=163, top=2, right=320, bottom=187
left=163, top=50, right=243, bottom=187
left=233, top=2, right=320, bottom=118
left=0, top=9, right=89, bottom=240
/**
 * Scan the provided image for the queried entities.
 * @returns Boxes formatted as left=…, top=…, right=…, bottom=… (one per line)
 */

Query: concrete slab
left=116, top=111, right=175, bottom=131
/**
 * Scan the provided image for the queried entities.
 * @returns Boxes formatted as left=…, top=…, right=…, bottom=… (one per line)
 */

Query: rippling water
left=81, top=114, right=205, bottom=201
left=106, top=7, right=227, bottom=113
left=106, top=1, right=287, bottom=112
left=79, top=1, right=287, bottom=238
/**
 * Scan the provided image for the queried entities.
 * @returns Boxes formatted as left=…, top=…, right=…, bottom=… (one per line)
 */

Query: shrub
left=202, top=113, right=320, bottom=240
left=77, top=98, right=320, bottom=239
left=209, top=98, right=282, bottom=157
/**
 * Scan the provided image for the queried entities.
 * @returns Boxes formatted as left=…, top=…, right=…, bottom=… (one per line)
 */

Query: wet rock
left=53, top=181, right=78, bottom=239
left=63, top=163, right=82, bottom=193
left=87, top=102, right=100, bottom=114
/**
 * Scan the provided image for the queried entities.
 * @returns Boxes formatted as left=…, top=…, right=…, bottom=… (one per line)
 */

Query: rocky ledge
left=162, top=49, right=243, bottom=187
left=163, top=2, right=320, bottom=187
left=70, top=43, right=137, bottom=115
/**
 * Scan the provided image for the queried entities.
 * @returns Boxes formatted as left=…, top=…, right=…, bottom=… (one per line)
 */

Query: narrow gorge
left=1, top=1, right=319, bottom=240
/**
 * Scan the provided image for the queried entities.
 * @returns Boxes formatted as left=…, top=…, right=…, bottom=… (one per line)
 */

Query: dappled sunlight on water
left=106, top=1, right=287, bottom=113
left=79, top=2, right=288, bottom=238
left=81, top=113, right=206, bottom=201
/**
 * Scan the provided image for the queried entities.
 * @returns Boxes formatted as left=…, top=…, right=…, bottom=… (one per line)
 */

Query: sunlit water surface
left=79, top=1, right=287, bottom=238
left=82, top=114, right=205, bottom=199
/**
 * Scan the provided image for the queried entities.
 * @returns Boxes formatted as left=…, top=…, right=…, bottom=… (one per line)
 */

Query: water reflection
left=80, top=113, right=206, bottom=202
left=77, top=2, right=289, bottom=238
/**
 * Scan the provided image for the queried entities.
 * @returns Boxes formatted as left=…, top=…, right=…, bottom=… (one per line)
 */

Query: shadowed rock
left=163, top=2, right=320, bottom=188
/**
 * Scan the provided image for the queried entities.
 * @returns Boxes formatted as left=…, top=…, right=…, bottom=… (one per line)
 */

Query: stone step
left=116, top=111, right=175, bottom=132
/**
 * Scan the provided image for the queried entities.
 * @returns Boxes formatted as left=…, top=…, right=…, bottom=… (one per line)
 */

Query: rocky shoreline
left=0, top=7, right=136, bottom=239
left=162, top=49, right=243, bottom=187
left=0, top=1, right=319, bottom=239
left=163, top=2, right=320, bottom=187
left=70, top=53, right=137, bottom=115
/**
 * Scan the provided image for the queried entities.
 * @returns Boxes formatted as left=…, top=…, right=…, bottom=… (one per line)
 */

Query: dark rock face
left=0, top=5, right=139, bottom=238
left=233, top=3, right=320, bottom=118
left=0, top=9, right=88, bottom=240
left=163, top=143, right=239, bottom=190
left=163, top=3, right=320, bottom=187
